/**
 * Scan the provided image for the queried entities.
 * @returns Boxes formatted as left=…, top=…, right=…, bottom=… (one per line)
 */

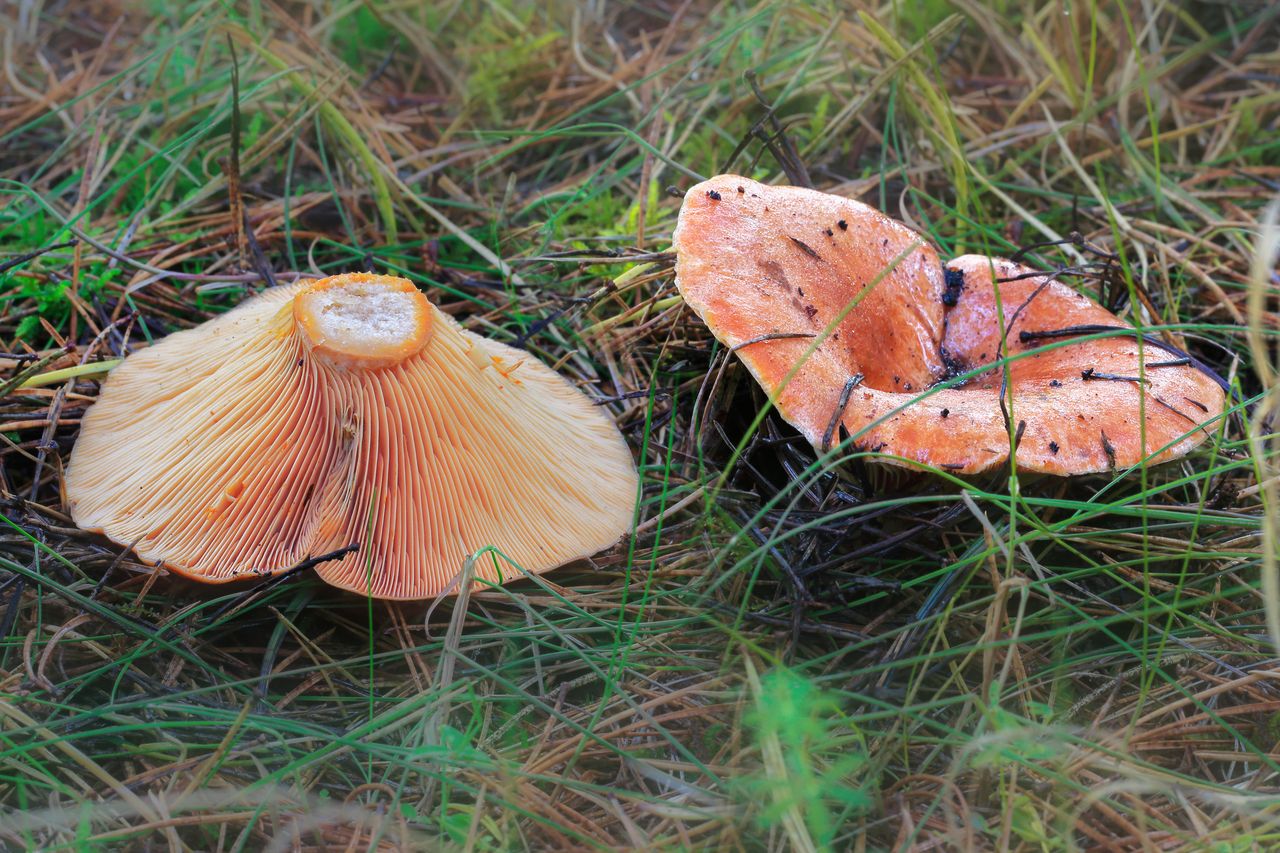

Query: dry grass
left=1, top=0, right=1278, bottom=850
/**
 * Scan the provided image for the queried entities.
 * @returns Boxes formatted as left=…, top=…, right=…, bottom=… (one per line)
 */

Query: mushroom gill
left=67, top=273, right=639, bottom=599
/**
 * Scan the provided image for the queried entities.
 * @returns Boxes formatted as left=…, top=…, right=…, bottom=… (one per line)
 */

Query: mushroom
left=673, top=175, right=1226, bottom=475
left=66, top=273, right=638, bottom=599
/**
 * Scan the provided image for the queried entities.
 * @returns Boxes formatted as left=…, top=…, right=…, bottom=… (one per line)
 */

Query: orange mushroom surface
left=673, top=176, right=1226, bottom=475
left=67, top=273, right=639, bottom=599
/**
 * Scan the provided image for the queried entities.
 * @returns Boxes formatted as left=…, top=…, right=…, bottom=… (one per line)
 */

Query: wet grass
left=1, top=1, right=1278, bottom=849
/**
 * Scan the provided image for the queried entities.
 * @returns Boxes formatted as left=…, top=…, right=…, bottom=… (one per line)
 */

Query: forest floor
left=1, top=1, right=1278, bottom=850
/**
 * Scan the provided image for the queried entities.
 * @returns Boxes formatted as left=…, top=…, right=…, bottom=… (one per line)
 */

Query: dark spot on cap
left=1048, top=441, right=1059, bottom=454
left=1049, top=379, right=1063, bottom=387
left=706, top=189, right=722, bottom=201
left=940, top=408, right=950, bottom=418
left=760, top=259, right=792, bottom=293
left=737, top=186, right=745, bottom=193
left=942, top=267, right=965, bottom=307
left=824, top=228, right=833, bottom=237
left=837, top=220, right=848, bottom=230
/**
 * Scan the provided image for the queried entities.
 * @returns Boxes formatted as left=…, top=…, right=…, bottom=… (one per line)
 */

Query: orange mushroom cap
left=66, top=273, right=639, bottom=599
left=673, top=176, right=1226, bottom=475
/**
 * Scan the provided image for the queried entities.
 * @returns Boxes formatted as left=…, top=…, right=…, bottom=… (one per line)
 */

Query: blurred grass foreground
left=1, top=1, right=1279, bottom=849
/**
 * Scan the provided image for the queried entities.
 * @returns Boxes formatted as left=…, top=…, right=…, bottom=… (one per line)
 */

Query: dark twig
left=0, top=240, right=77, bottom=276
left=738, top=510, right=810, bottom=655
left=788, top=236, right=823, bottom=261
left=713, top=603, right=874, bottom=643
left=518, top=250, right=676, bottom=265
left=1100, top=431, right=1117, bottom=468
left=995, top=262, right=1113, bottom=284
left=593, top=388, right=673, bottom=405
left=742, top=70, right=813, bottom=188
left=0, top=346, right=74, bottom=399
left=730, top=332, right=816, bottom=352
left=1150, top=394, right=1213, bottom=431
left=1009, top=230, right=1118, bottom=265
left=90, top=535, right=147, bottom=602
left=821, top=374, right=862, bottom=452
left=513, top=307, right=575, bottom=349
left=1081, top=367, right=1149, bottom=384
left=361, top=41, right=398, bottom=90
left=0, top=573, right=25, bottom=644
left=204, top=543, right=360, bottom=626
left=1018, top=325, right=1232, bottom=393
left=243, top=211, right=278, bottom=290
left=225, top=35, right=248, bottom=270
left=1009, top=235, right=1081, bottom=264
left=1233, top=168, right=1280, bottom=193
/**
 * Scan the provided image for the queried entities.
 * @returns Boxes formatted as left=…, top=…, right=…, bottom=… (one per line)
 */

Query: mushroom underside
left=67, top=277, right=639, bottom=599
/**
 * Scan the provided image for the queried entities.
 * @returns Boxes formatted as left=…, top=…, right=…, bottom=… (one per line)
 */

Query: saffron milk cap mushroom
left=66, top=273, right=639, bottom=599
left=673, top=176, right=1226, bottom=475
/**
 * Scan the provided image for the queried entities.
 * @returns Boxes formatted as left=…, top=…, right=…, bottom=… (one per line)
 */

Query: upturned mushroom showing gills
left=66, top=274, right=639, bottom=599
left=673, top=175, right=1226, bottom=476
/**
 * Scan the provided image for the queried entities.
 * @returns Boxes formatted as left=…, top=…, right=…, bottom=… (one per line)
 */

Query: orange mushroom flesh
left=67, top=273, right=638, bottom=599
left=673, top=176, right=1226, bottom=475
left=292, top=274, right=432, bottom=369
